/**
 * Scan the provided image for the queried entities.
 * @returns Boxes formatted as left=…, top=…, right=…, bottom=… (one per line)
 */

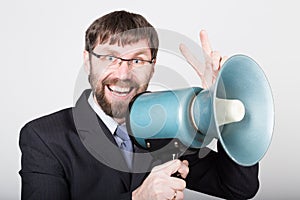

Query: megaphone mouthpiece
left=215, top=98, right=245, bottom=126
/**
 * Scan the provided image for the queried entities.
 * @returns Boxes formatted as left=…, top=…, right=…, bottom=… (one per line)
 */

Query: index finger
left=177, top=160, right=189, bottom=179
left=200, top=30, right=212, bottom=55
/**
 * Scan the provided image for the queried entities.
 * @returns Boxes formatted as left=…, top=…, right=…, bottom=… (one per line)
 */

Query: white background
left=1, top=0, right=299, bottom=199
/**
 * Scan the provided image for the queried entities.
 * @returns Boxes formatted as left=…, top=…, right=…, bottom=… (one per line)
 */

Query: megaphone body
left=127, top=55, right=274, bottom=166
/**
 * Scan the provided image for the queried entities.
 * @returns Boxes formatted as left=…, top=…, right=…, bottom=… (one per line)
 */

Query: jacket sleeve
left=184, top=141, right=259, bottom=199
left=19, top=123, right=70, bottom=200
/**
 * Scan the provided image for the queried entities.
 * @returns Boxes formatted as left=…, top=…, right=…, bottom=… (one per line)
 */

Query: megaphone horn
left=127, top=55, right=274, bottom=166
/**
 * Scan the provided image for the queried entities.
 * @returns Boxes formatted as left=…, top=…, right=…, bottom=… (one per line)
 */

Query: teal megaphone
left=127, top=55, right=274, bottom=166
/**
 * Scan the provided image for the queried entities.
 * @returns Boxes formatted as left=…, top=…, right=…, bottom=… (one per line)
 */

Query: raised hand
left=180, top=30, right=227, bottom=89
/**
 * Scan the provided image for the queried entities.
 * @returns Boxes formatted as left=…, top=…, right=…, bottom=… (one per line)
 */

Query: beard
left=91, top=74, right=148, bottom=119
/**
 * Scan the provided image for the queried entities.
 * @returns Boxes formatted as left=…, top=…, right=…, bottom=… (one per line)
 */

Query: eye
left=105, top=55, right=116, bottom=62
left=132, top=59, right=143, bottom=64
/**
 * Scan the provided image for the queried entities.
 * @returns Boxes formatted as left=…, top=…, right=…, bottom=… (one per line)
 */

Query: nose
left=115, top=60, right=131, bottom=80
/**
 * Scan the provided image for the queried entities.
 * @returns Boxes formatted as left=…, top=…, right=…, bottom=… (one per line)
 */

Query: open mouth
left=107, top=85, right=134, bottom=97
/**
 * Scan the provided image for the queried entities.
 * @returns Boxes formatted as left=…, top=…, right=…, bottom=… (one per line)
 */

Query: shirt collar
left=88, top=92, right=119, bottom=135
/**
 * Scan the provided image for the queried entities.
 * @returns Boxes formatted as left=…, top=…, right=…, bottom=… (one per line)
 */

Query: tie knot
left=115, top=125, right=130, bottom=142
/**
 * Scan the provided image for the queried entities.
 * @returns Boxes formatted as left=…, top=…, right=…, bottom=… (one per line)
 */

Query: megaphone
left=127, top=55, right=274, bottom=166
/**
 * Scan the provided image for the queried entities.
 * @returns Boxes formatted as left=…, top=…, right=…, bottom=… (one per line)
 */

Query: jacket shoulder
left=20, top=108, right=75, bottom=140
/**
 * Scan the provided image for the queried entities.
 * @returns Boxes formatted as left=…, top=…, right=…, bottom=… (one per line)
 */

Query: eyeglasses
left=90, top=51, right=155, bottom=68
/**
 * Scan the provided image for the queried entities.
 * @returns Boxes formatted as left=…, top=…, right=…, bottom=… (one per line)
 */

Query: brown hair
left=85, top=10, right=159, bottom=59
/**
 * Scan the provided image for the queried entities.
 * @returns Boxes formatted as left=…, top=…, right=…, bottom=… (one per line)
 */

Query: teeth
left=108, top=85, right=131, bottom=94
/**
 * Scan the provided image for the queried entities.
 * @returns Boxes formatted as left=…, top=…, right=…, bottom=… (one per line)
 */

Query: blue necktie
left=114, top=125, right=133, bottom=169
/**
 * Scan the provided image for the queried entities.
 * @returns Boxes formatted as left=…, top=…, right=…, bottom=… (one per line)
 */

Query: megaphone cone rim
left=213, top=54, right=275, bottom=166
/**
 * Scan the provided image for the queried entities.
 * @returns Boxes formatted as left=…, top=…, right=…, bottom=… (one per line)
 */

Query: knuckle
left=179, top=179, right=186, bottom=189
left=152, top=178, right=160, bottom=185
left=174, top=159, right=181, bottom=166
left=183, top=181, right=186, bottom=188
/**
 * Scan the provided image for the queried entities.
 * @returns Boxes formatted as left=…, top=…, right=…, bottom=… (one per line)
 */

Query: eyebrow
left=130, top=50, right=151, bottom=59
left=97, top=46, right=151, bottom=58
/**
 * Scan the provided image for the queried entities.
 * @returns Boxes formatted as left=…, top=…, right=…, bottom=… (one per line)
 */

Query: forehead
left=93, top=39, right=151, bottom=56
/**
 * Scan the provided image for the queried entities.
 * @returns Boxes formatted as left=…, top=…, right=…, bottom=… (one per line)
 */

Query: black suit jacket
left=19, top=90, right=259, bottom=199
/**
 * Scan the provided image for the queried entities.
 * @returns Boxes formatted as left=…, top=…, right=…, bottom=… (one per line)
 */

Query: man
left=19, top=10, right=259, bottom=200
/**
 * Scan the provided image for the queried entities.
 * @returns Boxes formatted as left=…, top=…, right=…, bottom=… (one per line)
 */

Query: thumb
left=152, top=159, right=182, bottom=176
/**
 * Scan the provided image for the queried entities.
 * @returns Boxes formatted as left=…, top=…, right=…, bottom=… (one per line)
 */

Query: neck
left=114, top=117, right=126, bottom=125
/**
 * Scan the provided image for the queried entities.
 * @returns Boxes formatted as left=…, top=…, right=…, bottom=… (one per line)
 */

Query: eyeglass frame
left=90, top=51, right=155, bottom=68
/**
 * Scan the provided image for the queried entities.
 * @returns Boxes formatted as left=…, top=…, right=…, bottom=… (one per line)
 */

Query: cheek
left=131, top=66, right=154, bottom=85
left=90, top=66, right=114, bottom=87
left=91, top=63, right=105, bottom=77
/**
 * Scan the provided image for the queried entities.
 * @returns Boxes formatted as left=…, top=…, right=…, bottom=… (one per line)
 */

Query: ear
left=83, top=50, right=90, bottom=74
left=151, top=59, right=156, bottom=74
left=151, top=58, right=157, bottom=65
left=149, top=60, right=156, bottom=79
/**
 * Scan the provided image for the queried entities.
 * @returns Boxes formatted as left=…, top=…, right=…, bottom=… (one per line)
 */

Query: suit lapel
left=73, top=90, right=132, bottom=188
left=73, top=90, right=156, bottom=191
left=96, top=116, right=132, bottom=190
